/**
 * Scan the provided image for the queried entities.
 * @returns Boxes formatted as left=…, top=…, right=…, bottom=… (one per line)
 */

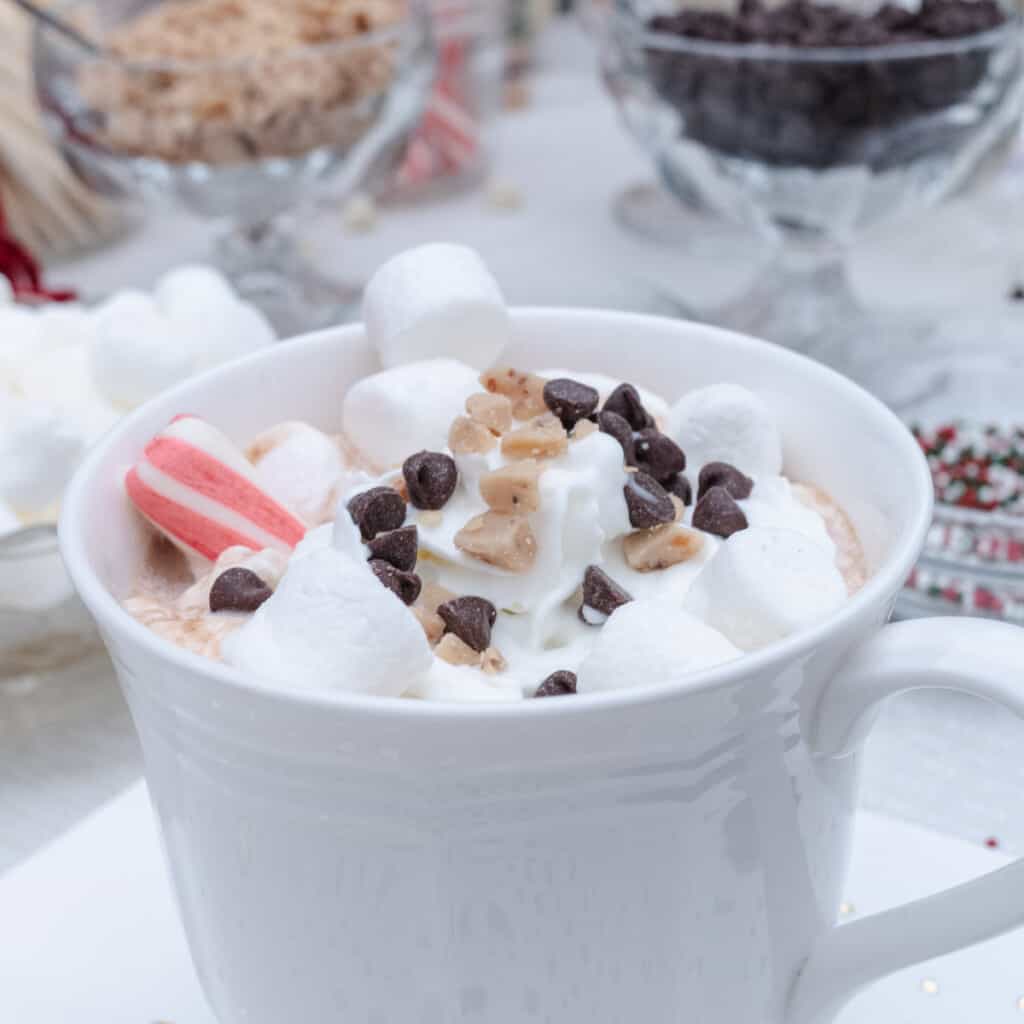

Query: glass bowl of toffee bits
left=601, top=0, right=1024, bottom=392
left=33, top=0, right=435, bottom=333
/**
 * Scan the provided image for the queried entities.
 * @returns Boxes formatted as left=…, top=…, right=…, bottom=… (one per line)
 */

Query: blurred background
left=5, top=0, right=1024, bottom=958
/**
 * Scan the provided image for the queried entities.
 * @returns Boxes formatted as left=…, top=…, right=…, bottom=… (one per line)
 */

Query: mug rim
left=59, top=308, right=934, bottom=720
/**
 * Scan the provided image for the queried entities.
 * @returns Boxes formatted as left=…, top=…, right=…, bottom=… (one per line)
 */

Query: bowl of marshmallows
left=0, top=265, right=275, bottom=676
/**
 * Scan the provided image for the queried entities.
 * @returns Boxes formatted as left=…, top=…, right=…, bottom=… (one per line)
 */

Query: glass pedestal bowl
left=33, top=0, right=435, bottom=334
left=601, top=0, right=1024, bottom=405
left=0, top=525, right=100, bottom=679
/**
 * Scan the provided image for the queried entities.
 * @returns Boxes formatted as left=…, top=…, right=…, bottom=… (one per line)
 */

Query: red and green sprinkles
left=906, top=420, right=1024, bottom=621
left=913, top=421, right=1024, bottom=512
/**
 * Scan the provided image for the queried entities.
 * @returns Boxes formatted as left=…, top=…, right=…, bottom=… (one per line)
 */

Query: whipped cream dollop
left=0, top=265, right=275, bottom=528
left=0, top=394, right=85, bottom=513
left=321, top=369, right=848, bottom=699
left=125, top=245, right=866, bottom=703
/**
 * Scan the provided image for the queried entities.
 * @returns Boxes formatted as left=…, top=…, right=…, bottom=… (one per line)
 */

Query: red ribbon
left=0, top=199, right=76, bottom=303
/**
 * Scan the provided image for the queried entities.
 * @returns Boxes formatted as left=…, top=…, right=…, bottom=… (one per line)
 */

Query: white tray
left=1, top=783, right=1020, bottom=1023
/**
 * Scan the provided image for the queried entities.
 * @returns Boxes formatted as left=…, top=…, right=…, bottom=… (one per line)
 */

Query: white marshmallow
left=90, top=299, right=194, bottom=410
left=249, top=422, right=350, bottom=525
left=685, top=527, right=846, bottom=652
left=0, top=307, right=45, bottom=386
left=35, top=305, right=96, bottom=351
left=223, top=547, right=431, bottom=696
left=0, top=396, right=85, bottom=511
left=668, top=383, right=783, bottom=479
left=18, top=345, right=120, bottom=443
left=363, top=244, right=509, bottom=370
left=154, top=264, right=237, bottom=317
left=160, top=282, right=275, bottom=371
left=184, top=300, right=275, bottom=372
left=538, top=369, right=670, bottom=425
left=0, top=275, right=12, bottom=305
left=93, top=289, right=160, bottom=331
left=576, top=600, right=740, bottom=694
left=342, top=358, right=480, bottom=469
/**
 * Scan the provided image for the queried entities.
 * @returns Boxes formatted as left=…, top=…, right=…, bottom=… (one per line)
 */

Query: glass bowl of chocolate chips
left=601, top=0, right=1024, bottom=391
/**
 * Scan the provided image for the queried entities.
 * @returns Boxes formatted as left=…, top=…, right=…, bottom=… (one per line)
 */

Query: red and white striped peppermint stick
left=125, top=415, right=306, bottom=563
left=397, top=37, right=480, bottom=186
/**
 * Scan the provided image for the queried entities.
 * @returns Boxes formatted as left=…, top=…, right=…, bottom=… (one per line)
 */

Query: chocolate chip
left=697, top=462, right=754, bottom=503
left=209, top=567, right=273, bottom=613
left=366, top=525, right=418, bottom=572
left=369, top=559, right=422, bottom=605
left=634, top=429, right=686, bottom=483
left=692, top=486, right=749, bottom=538
left=402, top=451, right=458, bottom=511
left=579, top=565, right=632, bottom=624
left=598, top=409, right=636, bottom=464
left=665, top=473, right=693, bottom=507
left=543, top=378, right=600, bottom=430
left=348, top=486, right=406, bottom=541
left=603, top=383, right=655, bottom=431
left=535, top=670, right=577, bottom=698
left=438, top=595, right=497, bottom=652
left=623, top=471, right=676, bottom=529
left=1011, top=283, right=1024, bottom=302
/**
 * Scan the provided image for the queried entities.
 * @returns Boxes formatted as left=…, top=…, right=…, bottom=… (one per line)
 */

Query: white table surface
left=5, top=17, right=1024, bottom=876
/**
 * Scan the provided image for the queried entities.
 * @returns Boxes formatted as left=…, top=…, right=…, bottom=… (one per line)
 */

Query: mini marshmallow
left=18, top=345, right=120, bottom=443
left=90, top=300, right=194, bottom=410
left=0, top=397, right=85, bottom=511
left=363, top=243, right=509, bottom=370
left=35, top=305, right=96, bottom=352
left=539, top=369, right=670, bottom=425
left=342, top=358, right=480, bottom=469
left=92, top=289, right=161, bottom=331
left=576, top=600, right=739, bottom=694
left=154, top=265, right=237, bottom=317
left=223, top=547, right=431, bottom=695
left=185, top=299, right=275, bottom=372
left=159, top=287, right=275, bottom=372
left=249, top=422, right=349, bottom=525
left=685, top=527, right=846, bottom=652
left=668, top=383, right=783, bottom=479
left=0, top=307, right=45, bottom=386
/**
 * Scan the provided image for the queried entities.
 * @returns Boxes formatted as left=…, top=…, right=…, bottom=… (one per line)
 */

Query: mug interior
left=60, top=309, right=932, bottom=710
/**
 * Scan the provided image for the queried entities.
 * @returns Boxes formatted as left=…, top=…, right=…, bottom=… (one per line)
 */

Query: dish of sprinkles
left=904, top=421, right=1024, bottom=621
left=913, top=422, right=1024, bottom=513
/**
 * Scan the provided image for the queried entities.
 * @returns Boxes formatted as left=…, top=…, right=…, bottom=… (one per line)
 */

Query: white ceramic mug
left=61, top=311, right=1024, bottom=1024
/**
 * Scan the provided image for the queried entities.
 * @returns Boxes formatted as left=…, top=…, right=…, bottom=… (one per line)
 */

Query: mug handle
left=787, top=616, right=1024, bottom=1024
